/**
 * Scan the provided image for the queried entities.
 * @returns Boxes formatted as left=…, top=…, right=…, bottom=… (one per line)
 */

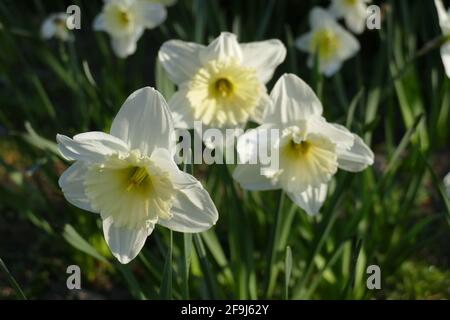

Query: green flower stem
left=193, top=233, right=218, bottom=299
left=0, top=257, right=26, bottom=300
left=264, top=190, right=285, bottom=298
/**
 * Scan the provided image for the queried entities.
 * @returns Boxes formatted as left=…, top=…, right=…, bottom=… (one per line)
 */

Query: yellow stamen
left=187, top=58, right=261, bottom=127
left=120, top=10, right=130, bottom=25
left=312, top=29, right=340, bottom=60
left=126, top=166, right=150, bottom=192
left=54, top=18, right=66, bottom=28
left=215, top=78, right=233, bottom=97
left=291, top=140, right=311, bottom=155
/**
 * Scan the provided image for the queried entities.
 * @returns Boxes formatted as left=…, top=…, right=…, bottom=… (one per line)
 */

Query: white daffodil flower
left=57, top=87, right=218, bottom=264
left=434, top=0, right=450, bottom=77
left=444, top=172, right=450, bottom=198
left=329, top=0, right=370, bottom=34
left=295, top=7, right=360, bottom=77
left=41, top=13, right=72, bottom=41
left=158, top=32, right=286, bottom=139
left=93, top=0, right=167, bottom=58
left=233, top=74, right=374, bottom=215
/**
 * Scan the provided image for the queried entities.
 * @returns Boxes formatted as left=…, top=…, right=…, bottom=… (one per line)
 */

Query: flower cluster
left=50, top=1, right=448, bottom=264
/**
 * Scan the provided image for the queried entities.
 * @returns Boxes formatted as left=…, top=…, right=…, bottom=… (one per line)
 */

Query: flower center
left=103, top=3, right=134, bottom=36
left=84, top=151, right=175, bottom=228
left=312, top=29, right=340, bottom=60
left=214, top=78, right=234, bottom=97
left=126, top=166, right=150, bottom=192
left=54, top=17, right=67, bottom=29
left=186, top=58, right=262, bottom=127
left=290, top=140, right=311, bottom=155
left=119, top=10, right=131, bottom=26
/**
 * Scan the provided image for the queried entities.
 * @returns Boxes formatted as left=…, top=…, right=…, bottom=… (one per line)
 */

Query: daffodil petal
left=336, top=28, right=360, bottom=60
left=441, top=43, right=450, bottom=78
left=321, top=60, right=343, bottom=77
left=264, top=73, right=323, bottom=124
left=337, top=134, right=374, bottom=172
left=158, top=182, right=218, bottom=233
left=149, top=149, right=218, bottom=232
left=240, top=39, right=287, bottom=84
left=235, top=124, right=274, bottom=163
left=150, top=148, right=198, bottom=188
left=199, top=32, right=243, bottom=64
left=233, top=164, right=278, bottom=191
left=59, top=161, right=95, bottom=212
left=250, top=92, right=272, bottom=124
left=295, top=32, right=313, bottom=52
left=167, top=87, right=195, bottom=129
left=287, top=183, right=328, bottom=215
left=110, top=87, right=175, bottom=157
left=435, top=0, right=450, bottom=31
left=110, top=29, right=143, bottom=58
left=308, top=118, right=354, bottom=151
left=159, top=40, right=204, bottom=85
left=233, top=124, right=278, bottom=190
left=103, top=217, right=154, bottom=264
left=41, top=17, right=57, bottom=39
left=56, top=132, right=129, bottom=162
left=93, top=13, right=105, bottom=31
left=345, top=6, right=366, bottom=34
left=310, top=7, right=337, bottom=29
left=131, top=1, right=167, bottom=29
left=444, top=172, right=450, bottom=198
left=74, top=131, right=130, bottom=152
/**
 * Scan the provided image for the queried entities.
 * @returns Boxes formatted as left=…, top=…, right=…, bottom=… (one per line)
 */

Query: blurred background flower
left=93, top=0, right=167, bottom=58
left=295, top=7, right=360, bottom=77
left=41, top=12, right=72, bottom=41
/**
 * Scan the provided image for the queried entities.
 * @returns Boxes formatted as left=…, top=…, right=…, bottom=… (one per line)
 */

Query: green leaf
left=0, top=257, right=27, bottom=300
left=62, top=224, right=110, bottom=265
left=160, top=230, right=173, bottom=299
left=284, top=246, right=292, bottom=300
left=22, top=122, right=59, bottom=156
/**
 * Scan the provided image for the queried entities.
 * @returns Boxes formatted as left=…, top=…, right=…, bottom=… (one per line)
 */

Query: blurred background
left=0, top=0, right=449, bottom=299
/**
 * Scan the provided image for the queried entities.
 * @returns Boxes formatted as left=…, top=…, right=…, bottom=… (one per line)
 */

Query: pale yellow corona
left=84, top=150, right=175, bottom=229
left=311, top=29, right=341, bottom=60
left=186, top=58, right=261, bottom=127
left=278, top=125, right=338, bottom=193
